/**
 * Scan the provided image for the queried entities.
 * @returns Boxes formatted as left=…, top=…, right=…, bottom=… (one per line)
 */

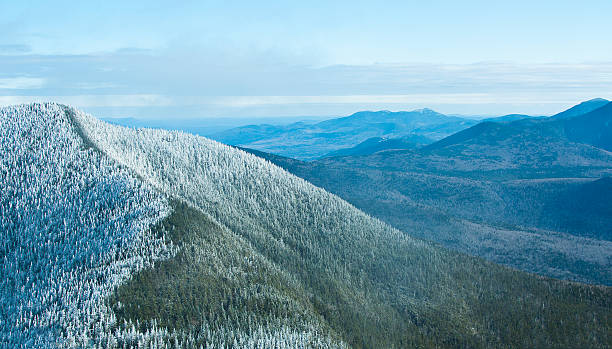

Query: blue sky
left=1, top=0, right=612, bottom=118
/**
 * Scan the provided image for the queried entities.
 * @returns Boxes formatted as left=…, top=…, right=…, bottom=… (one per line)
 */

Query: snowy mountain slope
left=0, top=103, right=174, bottom=347
left=3, top=103, right=344, bottom=348
left=69, top=106, right=612, bottom=348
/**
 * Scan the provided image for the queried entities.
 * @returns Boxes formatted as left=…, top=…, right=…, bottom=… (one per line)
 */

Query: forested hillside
left=2, top=104, right=611, bottom=348
left=0, top=104, right=174, bottom=347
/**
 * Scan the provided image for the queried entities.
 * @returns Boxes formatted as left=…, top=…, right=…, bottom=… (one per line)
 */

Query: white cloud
left=0, top=77, right=45, bottom=89
left=1, top=51, right=611, bottom=116
left=174, top=91, right=612, bottom=108
left=2, top=91, right=611, bottom=118
left=205, top=93, right=568, bottom=107
left=0, top=94, right=171, bottom=107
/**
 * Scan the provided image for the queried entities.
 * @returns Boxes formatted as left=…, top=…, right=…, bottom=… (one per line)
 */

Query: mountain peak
left=585, top=97, right=609, bottom=103
left=412, top=107, right=438, bottom=114
left=552, top=98, right=610, bottom=119
left=349, top=108, right=441, bottom=117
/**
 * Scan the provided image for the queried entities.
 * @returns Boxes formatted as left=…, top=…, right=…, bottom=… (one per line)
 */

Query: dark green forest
left=111, top=200, right=611, bottom=348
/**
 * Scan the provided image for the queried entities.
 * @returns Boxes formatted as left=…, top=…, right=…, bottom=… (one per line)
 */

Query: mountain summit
left=552, top=98, right=610, bottom=119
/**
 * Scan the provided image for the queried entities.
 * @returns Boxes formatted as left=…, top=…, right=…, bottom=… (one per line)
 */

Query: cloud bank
left=1, top=50, right=611, bottom=118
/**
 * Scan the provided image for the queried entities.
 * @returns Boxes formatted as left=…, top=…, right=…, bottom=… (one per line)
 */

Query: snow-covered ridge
left=72, top=105, right=418, bottom=254
left=0, top=103, right=174, bottom=347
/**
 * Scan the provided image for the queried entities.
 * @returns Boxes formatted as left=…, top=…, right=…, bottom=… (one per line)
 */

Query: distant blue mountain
left=102, top=115, right=331, bottom=136
left=551, top=98, right=609, bottom=119
left=481, top=114, right=544, bottom=123
left=211, top=109, right=477, bottom=160
left=425, top=99, right=612, bottom=153
left=324, top=135, right=429, bottom=158
left=564, top=100, right=612, bottom=151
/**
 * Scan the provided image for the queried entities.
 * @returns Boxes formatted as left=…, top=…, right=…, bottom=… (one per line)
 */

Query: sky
left=1, top=0, right=612, bottom=119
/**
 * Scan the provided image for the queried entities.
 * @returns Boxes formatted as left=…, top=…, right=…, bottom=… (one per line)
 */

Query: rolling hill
left=211, top=109, right=477, bottom=160
left=2, top=103, right=611, bottom=348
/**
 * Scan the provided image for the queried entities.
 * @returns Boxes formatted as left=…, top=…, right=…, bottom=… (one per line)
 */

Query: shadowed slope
left=109, top=199, right=343, bottom=348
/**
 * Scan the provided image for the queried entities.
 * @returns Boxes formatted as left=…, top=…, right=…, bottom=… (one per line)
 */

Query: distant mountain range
left=427, top=98, right=612, bottom=154
left=241, top=99, right=612, bottom=285
left=211, top=108, right=478, bottom=160
left=318, top=113, right=552, bottom=158
left=3, top=103, right=611, bottom=348
left=212, top=99, right=610, bottom=161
